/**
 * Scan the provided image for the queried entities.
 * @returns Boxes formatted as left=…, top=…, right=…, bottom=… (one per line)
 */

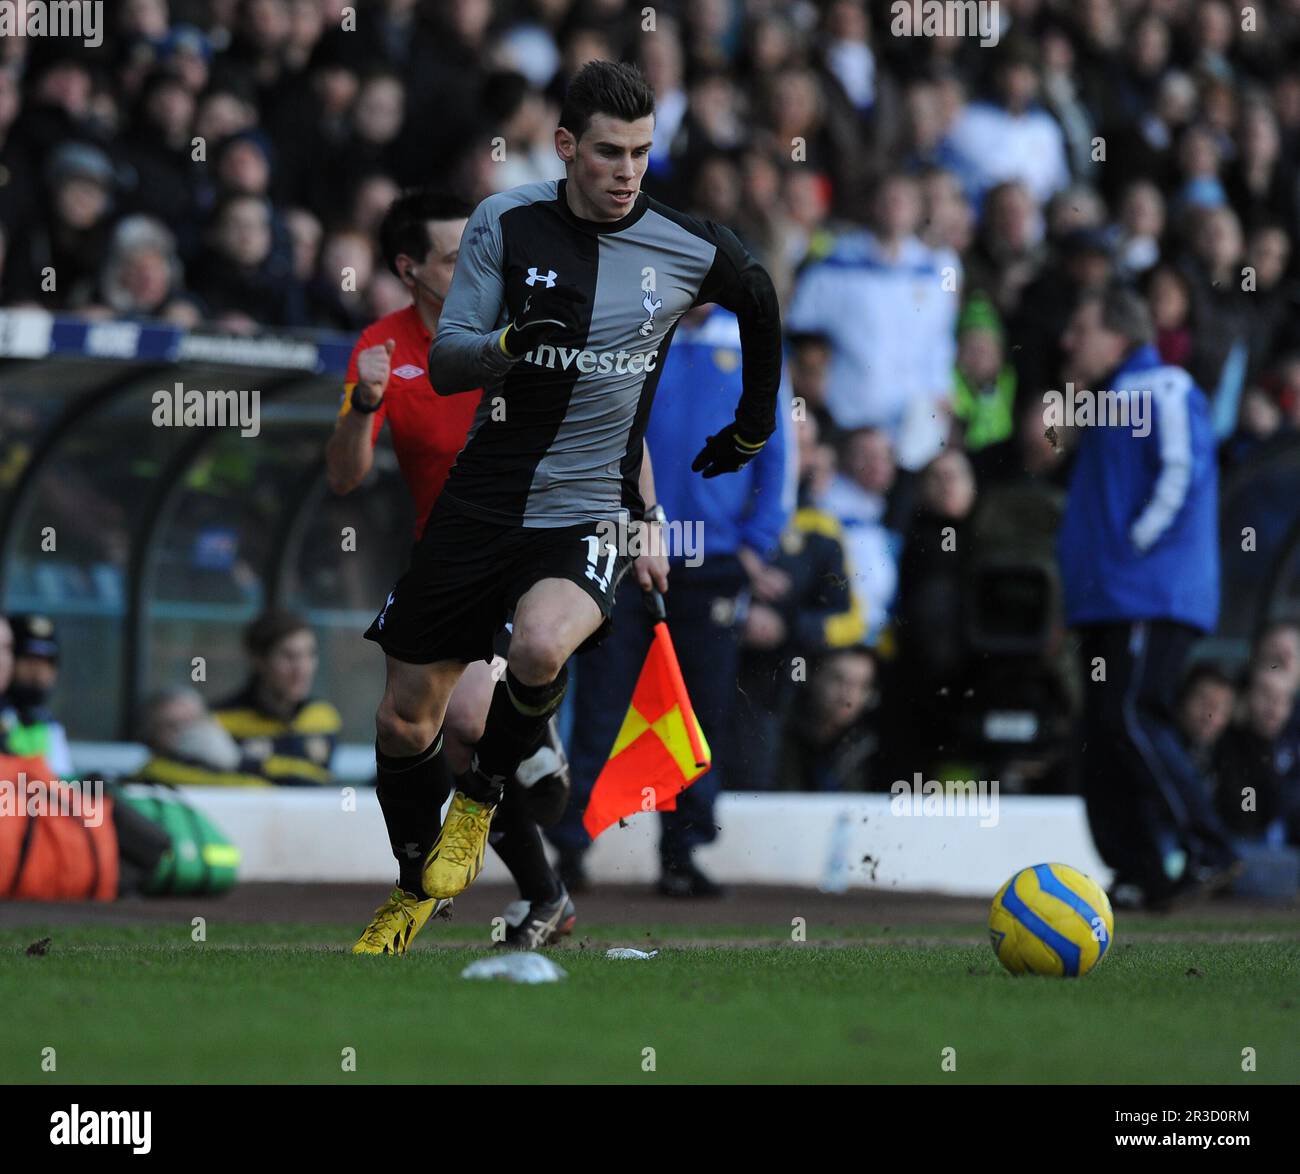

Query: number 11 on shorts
left=583, top=534, right=617, bottom=593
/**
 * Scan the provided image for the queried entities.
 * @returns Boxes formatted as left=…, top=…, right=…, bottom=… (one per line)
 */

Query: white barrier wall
left=162, top=787, right=1110, bottom=895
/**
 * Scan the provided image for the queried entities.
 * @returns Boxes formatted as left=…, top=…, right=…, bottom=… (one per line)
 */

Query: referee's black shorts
left=364, top=494, right=632, bottom=666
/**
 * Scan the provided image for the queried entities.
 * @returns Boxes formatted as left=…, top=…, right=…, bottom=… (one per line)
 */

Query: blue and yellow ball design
left=988, top=863, right=1114, bottom=977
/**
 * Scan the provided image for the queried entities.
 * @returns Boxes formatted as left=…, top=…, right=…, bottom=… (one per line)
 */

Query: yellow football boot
left=351, top=887, right=450, bottom=955
left=421, top=791, right=496, bottom=899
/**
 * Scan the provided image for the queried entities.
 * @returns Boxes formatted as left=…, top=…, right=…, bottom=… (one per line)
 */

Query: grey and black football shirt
left=428, top=178, right=782, bottom=528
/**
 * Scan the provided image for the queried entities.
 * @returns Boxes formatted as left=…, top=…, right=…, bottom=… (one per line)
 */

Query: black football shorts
left=364, top=494, right=633, bottom=665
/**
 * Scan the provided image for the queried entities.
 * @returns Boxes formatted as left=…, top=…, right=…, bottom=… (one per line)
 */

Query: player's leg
left=442, top=655, right=500, bottom=773
left=354, top=493, right=503, bottom=951
left=422, top=577, right=604, bottom=902
left=447, top=651, right=576, bottom=937
left=353, top=654, right=465, bottom=955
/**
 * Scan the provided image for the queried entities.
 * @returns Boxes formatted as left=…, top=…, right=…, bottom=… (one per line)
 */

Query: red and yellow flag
left=582, top=622, right=711, bottom=839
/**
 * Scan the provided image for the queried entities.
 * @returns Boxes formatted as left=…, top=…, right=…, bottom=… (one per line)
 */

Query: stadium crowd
left=1, top=0, right=1299, bottom=867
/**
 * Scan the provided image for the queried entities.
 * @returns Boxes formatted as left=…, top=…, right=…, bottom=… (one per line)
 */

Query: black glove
left=691, top=421, right=769, bottom=478
left=500, top=286, right=587, bottom=358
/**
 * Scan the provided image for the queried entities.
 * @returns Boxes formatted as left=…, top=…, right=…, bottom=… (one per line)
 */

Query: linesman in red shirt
left=326, top=190, right=577, bottom=949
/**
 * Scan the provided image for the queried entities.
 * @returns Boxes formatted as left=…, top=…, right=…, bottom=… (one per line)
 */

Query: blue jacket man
left=1059, top=346, right=1219, bottom=632
left=551, top=305, right=795, bottom=895
left=1057, top=287, right=1237, bottom=910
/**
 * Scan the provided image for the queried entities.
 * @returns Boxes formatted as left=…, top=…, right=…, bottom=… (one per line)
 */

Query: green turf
left=2, top=923, right=1297, bottom=1083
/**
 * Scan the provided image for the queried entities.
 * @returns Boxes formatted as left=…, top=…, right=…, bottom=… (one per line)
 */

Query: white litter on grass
left=605, top=948, right=659, bottom=960
left=461, top=953, right=567, bottom=984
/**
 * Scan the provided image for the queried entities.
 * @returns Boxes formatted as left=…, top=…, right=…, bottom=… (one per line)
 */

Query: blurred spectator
left=787, top=172, right=957, bottom=442
left=194, top=80, right=258, bottom=150
left=1144, top=262, right=1197, bottom=374
left=0, top=615, right=72, bottom=777
left=1254, top=620, right=1300, bottom=821
left=1243, top=222, right=1298, bottom=379
left=483, top=70, right=565, bottom=192
left=0, top=64, right=36, bottom=229
left=917, top=165, right=974, bottom=258
left=213, top=610, right=341, bottom=787
left=308, top=228, right=376, bottom=332
left=214, top=129, right=276, bottom=199
left=1212, top=667, right=1295, bottom=843
left=348, top=173, right=402, bottom=237
left=887, top=448, right=978, bottom=772
left=1179, top=204, right=1251, bottom=406
left=779, top=648, right=878, bottom=791
left=99, top=215, right=188, bottom=319
left=818, top=426, right=900, bottom=639
left=7, top=141, right=119, bottom=311
left=962, top=180, right=1043, bottom=320
left=189, top=192, right=304, bottom=329
left=1221, top=381, right=1287, bottom=471
left=732, top=411, right=866, bottom=791
left=284, top=206, right=322, bottom=283
left=787, top=331, right=834, bottom=434
left=948, top=39, right=1070, bottom=205
left=951, top=292, right=1016, bottom=452
left=1013, top=226, right=1115, bottom=403
left=1176, top=662, right=1238, bottom=775
left=1113, top=180, right=1166, bottom=279
left=1224, top=100, right=1296, bottom=235
left=118, top=68, right=198, bottom=240
left=136, top=684, right=270, bottom=788
left=972, top=393, right=1069, bottom=492
left=1099, top=70, right=1198, bottom=203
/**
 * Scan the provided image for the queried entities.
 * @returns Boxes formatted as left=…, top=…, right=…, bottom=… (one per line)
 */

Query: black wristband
left=350, top=387, right=382, bottom=414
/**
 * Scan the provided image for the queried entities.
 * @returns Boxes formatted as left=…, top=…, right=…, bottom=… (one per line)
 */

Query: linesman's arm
left=326, top=338, right=391, bottom=494
left=690, top=223, right=783, bottom=477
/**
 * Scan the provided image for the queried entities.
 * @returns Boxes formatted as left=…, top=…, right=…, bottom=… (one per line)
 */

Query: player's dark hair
left=378, top=188, right=475, bottom=277
left=244, top=609, right=312, bottom=659
left=558, top=60, right=655, bottom=143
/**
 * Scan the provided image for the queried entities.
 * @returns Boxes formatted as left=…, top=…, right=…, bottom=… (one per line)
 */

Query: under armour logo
left=400, top=842, right=421, bottom=860
left=526, top=267, right=557, bottom=287
left=377, top=590, right=396, bottom=630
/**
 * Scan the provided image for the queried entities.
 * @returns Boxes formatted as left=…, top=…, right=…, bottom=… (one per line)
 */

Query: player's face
left=558, top=112, right=654, bottom=221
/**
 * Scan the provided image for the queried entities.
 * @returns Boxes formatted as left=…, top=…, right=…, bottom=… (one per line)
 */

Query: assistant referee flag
left=582, top=596, right=711, bottom=839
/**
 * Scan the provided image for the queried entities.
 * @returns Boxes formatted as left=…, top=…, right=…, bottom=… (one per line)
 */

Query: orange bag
left=0, top=754, right=119, bottom=901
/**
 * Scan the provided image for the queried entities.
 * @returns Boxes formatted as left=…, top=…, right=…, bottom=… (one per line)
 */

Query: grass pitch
left=2, top=917, right=1297, bottom=1084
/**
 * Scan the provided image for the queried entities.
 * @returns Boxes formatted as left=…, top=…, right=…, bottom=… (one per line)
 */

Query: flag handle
left=643, top=587, right=667, bottom=624
left=642, top=588, right=708, bottom=768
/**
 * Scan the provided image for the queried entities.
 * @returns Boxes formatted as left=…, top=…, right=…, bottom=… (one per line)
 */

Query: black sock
left=490, top=791, right=562, bottom=904
left=464, top=665, right=568, bottom=804
left=375, top=732, right=451, bottom=899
